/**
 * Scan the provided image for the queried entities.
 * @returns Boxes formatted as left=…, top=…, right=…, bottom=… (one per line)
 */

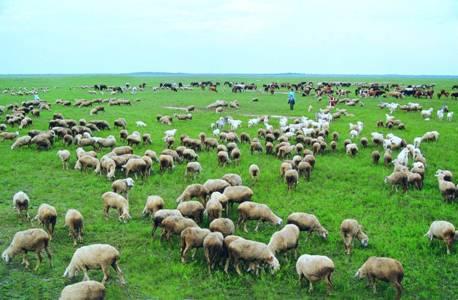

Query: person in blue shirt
left=287, top=89, right=296, bottom=110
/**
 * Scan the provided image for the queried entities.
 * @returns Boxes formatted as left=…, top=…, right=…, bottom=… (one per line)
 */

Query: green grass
left=0, top=75, right=457, bottom=299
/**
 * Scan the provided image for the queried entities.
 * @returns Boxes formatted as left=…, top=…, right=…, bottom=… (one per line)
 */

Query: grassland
left=0, top=75, right=457, bottom=299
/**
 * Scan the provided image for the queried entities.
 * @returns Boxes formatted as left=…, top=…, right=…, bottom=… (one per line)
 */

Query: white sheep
left=136, top=120, right=147, bottom=127
left=237, top=201, right=282, bottom=232
left=447, top=112, right=454, bottom=121
left=425, top=220, right=456, bottom=254
left=268, top=224, right=300, bottom=258
left=296, top=254, right=335, bottom=293
left=57, top=150, right=71, bottom=170
left=64, top=209, right=84, bottom=246
left=59, top=280, right=105, bottom=300
left=102, top=192, right=131, bottom=222
left=12, top=191, right=30, bottom=219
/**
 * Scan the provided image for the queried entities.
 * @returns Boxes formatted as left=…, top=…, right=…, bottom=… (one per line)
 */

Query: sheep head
left=1, top=248, right=12, bottom=263
left=266, top=254, right=280, bottom=273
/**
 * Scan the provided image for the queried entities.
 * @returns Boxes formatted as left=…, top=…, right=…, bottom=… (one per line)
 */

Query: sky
left=0, top=0, right=457, bottom=75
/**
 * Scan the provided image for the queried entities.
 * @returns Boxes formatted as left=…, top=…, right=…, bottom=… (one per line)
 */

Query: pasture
left=0, top=75, right=457, bottom=299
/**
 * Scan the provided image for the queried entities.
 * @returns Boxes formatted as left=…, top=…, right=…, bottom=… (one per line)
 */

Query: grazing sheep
left=372, top=151, right=380, bottom=164
left=12, top=191, right=30, bottom=219
left=407, top=171, right=423, bottom=190
left=57, top=150, right=71, bottom=170
left=227, top=238, right=280, bottom=275
left=296, top=254, right=335, bottom=293
left=161, top=215, right=199, bottom=241
left=287, top=212, right=328, bottom=240
left=114, top=118, right=127, bottom=129
left=360, top=137, right=368, bottom=148
left=203, top=179, right=231, bottom=194
left=176, top=184, right=209, bottom=204
left=59, top=280, right=105, bottom=300
left=2, top=228, right=52, bottom=271
left=435, top=171, right=456, bottom=202
left=177, top=200, right=205, bottom=223
left=249, top=164, right=260, bottom=182
left=102, top=192, right=131, bottom=222
left=0, top=131, right=19, bottom=140
left=112, top=146, right=133, bottom=156
left=280, top=161, right=293, bottom=177
left=151, top=209, right=182, bottom=237
left=209, top=218, right=235, bottom=236
left=205, top=192, right=224, bottom=222
left=74, top=155, right=101, bottom=174
left=297, top=161, right=312, bottom=180
left=384, top=172, right=408, bottom=192
left=425, top=220, right=456, bottom=254
left=284, top=169, right=299, bottom=190
left=63, top=244, right=125, bottom=285
left=180, top=227, right=211, bottom=263
left=237, top=201, right=282, bottom=232
left=142, top=195, right=165, bottom=218
left=185, top=161, right=202, bottom=179
left=340, top=219, right=368, bottom=255
left=11, top=135, right=31, bottom=150
left=436, top=169, right=453, bottom=182
left=111, top=178, right=134, bottom=199
left=122, top=158, right=147, bottom=178
left=346, top=143, right=359, bottom=157
left=217, top=151, right=230, bottom=166
left=355, top=257, right=404, bottom=300
left=159, top=154, right=174, bottom=172
left=64, top=209, right=84, bottom=246
left=222, top=173, right=243, bottom=186
left=268, top=224, right=300, bottom=258
left=384, top=149, right=393, bottom=166
left=222, top=186, right=254, bottom=215
left=203, top=232, right=225, bottom=273
left=33, top=204, right=57, bottom=238
left=421, top=131, right=439, bottom=142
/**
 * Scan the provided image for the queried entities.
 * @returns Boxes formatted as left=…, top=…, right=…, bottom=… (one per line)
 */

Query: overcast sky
left=0, top=0, right=457, bottom=75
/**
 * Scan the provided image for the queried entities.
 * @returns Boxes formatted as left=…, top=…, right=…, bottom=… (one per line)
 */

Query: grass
left=0, top=75, right=457, bottom=299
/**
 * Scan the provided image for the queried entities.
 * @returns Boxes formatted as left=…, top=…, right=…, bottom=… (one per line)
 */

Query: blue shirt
left=288, top=91, right=295, bottom=103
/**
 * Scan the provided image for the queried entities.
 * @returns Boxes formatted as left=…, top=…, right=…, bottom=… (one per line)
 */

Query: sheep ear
left=267, top=255, right=274, bottom=262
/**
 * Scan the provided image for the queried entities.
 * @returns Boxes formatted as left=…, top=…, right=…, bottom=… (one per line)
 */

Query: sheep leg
left=205, top=248, right=212, bottom=273
left=308, top=281, right=313, bottom=293
left=234, top=258, right=242, bottom=276
left=254, top=220, right=261, bottom=232
left=224, top=255, right=231, bottom=274
left=82, top=268, right=90, bottom=281
left=101, top=264, right=110, bottom=285
left=44, top=247, right=52, bottom=267
left=112, top=260, right=126, bottom=285
left=393, top=281, right=402, bottom=300
left=34, top=251, right=42, bottom=271
left=191, top=248, right=197, bottom=259
left=22, top=253, right=30, bottom=269
left=445, top=239, right=452, bottom=255
left=325, top=272, right=333, bottom=293
left=371, top=278, right=377, bottom=294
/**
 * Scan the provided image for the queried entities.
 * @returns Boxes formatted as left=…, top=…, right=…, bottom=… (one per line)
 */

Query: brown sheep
left=33, top=204, right=57, bottom=239
left=177, top=201, right=205, bottom=223
left=64, top=209, right=84, bottom=246
left=209, top=218, right=235, bottom=236
left=161, top=215, right=198, bottom=241
left=180, top=227, right=210, bottom=263
left=237, top=201, right=282, bottom=232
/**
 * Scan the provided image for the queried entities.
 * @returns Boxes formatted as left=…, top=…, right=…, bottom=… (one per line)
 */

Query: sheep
left=0, top=131, right=19, bottom=140
left=222, top=173, right=242, bottom=186
left=151, top=209, right=182, bottom=237
left=421, top=131, right=439, bottom=142
left=76, top=147, right=97, bottom=159
left=142, top=195, right=165, bottom=218
left=237, top=201, right=282, bottom=232
left=100, top=156, right=116, bottom=180
left=64, top=209, right=84, bottom=246
left=12, top=191, right=30, bottom=219
left=101, top=192, right=131, bottom=222
left=33, top=204, right=57, bottom=238
left=436, top=169, right=453, bottom=182
left=384, top=149, right=393, bottom=166
left=284, top=169, right=298, bottom=190
left=287, top=212, right=328, bottom=240
left=222, top=185, right=254, bottom=215
left=435, top=171, right=456, bottom=202
left=407, top=171, right=423, bottom=190
left=296, top=254, right=335, bottom=293
left=447, top=111, right=454, bottom=121
left=159, top=154, right=174, bottom=172
left=180, top=227, right=211, bottom=263
left=176, top=184, right=209, bottom=204
left=11, top=135, right=31, bottom=150
left=59, top=281, right=105, bottom=300
left=268, top=224, right=300, bottom=259
left=297, top=161, right=312, bottom=180
left=161, top=215, right=199, bottom=241
left=57, top=149, right=71, bottom=170
left=355, top=257, right=404, bottom=300
left=217, top=150, right=230, bottom=166
left=114, top=118, right=127, bottom=129
left=209, top=218, right=235, bottom=236
left=136, top=120, right=146, bottom=127
left=421, top=108, right=433, bottom=119
left=112, top=145, right=133, bottom=156
left=227, top=238, right=280, bottom=276
left=2, top=228, right=52, bottom=271
left=371, top=150, right=380, bottom=164
left=203, top=179, right=231, bottom=195
left=205, top=192, right=224, bottom=222
left=111, top=178, right=135, bottom=199
left=144, top=149, right=159, bottom=162
left=425, top=220, right=456, bottom=254
left=303, top=154, right=316, bottom=169
left=360, top=137, right=368, bottom=148
left=177, top=200, right=205, bottom=223
left=346, top=143, right=359, bottom=157
left=74, top=155, right=101, bottom=174
left=340, top=219, right=368, bottom=255
left=249, top=164, right=260, bottom=182
left=184, top=161, right=201, bottom=179
left=280, top=161, right=293, bottom=177
left=122, top=158, right=147, bottom=178
left=63, top=244, right=125, bottom=285
left=384, top=171, right=408, bottom=192
left=203, top=232, right=225, bottom=273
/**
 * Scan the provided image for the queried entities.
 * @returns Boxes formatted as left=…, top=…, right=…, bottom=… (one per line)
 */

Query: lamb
left=74, top=155, right=101, bottom=174
left=12, top=191, right=30, bottom=219
left=227, top=238, right=280, bottom=275
left=421, top=108, right=433, bottom=119
left=205, top=192, right=224, bottom=222
left=435, top=171, right=456, bottom=202
left=355, top=257, right=404, bottom=300
left=136, top=120, right=146, bottom=127
left=33, top=204, right=57, bottom=238
left=151, top=209, right=182, bottom=237
left=296, top=254, right=335, bottom=293
left=217, top=151, right=230, bottom=166
left=176, top=184, right=209, bottom=204
left=57, top=149, right=71, bottom=170
left=222, top=186, right=254, bottom=215
left=268, top=224, right=300, bottom=258
left=177, top=200, right=205, bottom=223
left=209, top=218, right=235, bottom=236
left=346, top=143, right=359, bottom=157
left=159, top=154, right=174, bottom=172
left=447, top=112, right=454, bottom=121
left=203, top=232, right=225, bottom=273
left=284, top=169, right=298, bottom=190
left=64, top=209, right=84, bottom=246
left=425, top=220, right=456, bottom=254
left=249, top=164, right=260, bottom=182
left=384, top=172, right=408, bottom=192
left=237, top=201, right=282, bottom=232
left=59, top=281, right=105, bottom=300
left=142, top=195, right=165, bottom=218
left=222, top=173, right=242, bottom=186
left=180, top=227, right=211, bottom=263
left=11, top=135, right=31, bottom=150
left=287, top=212, right=328, bottom=239
left=421, top=131, right=439, bottom=142
left=102, top=192, right=131, bottom=222
left=340, top=219, right=368, bottom=255
left=161, top=215, right=199, bottom=241
left=63, top=244, right=125, bottom=285
left=111, top=178, right=134, bottom=199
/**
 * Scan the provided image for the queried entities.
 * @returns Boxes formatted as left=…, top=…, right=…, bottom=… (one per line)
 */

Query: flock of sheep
left=1, top=83, right=457, bottom=300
